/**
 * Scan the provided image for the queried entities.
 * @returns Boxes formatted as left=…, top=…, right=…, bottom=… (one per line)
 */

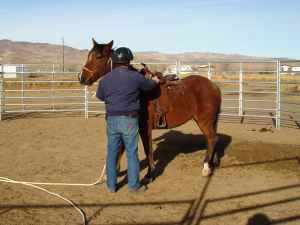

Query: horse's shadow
left=141, top=130, right=232, bottom=180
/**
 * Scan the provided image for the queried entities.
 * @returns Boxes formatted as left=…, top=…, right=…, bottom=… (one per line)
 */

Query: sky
left=1, top=0, right=300, bottom=59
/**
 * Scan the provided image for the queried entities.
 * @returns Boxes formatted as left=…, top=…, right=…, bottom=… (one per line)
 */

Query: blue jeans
left=106, top=115, right=140, bottom=191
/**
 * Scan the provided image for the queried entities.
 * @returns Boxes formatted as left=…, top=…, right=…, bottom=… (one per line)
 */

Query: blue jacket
left=96, top=66, right=157, bottom=116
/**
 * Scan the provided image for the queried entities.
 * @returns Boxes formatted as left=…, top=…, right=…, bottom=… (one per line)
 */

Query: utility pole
left=62, top=37, right=65, bottom=72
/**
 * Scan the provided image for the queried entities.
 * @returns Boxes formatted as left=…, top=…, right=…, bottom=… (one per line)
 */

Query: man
left=96, top=47, right=159, bottom=193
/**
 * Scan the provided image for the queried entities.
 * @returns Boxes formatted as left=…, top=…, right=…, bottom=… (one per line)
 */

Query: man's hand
left=151, top=76, right=160, bottom=84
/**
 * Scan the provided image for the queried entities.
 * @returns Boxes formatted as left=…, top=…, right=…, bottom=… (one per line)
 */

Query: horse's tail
left=214, top=87, right=222, bottom=133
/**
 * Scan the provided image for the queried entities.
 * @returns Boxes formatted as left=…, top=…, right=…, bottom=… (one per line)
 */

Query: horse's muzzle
left=78, top=71, right=85, bottom=84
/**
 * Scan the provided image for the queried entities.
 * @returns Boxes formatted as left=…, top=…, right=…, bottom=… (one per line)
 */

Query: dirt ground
left=0, top=116, right=299, bottom=225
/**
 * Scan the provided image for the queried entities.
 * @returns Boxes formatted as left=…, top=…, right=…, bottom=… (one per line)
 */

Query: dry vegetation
left=3, top=72, right=300, bottom=93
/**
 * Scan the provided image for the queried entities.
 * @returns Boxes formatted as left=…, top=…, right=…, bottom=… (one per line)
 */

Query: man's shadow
left=247, top=213, right=272, bottom=225
left=142, top=130, right=232, bottom=179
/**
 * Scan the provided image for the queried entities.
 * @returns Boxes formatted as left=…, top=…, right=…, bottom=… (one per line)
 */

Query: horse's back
left=182, top=75, right=221, bottom=102
left=181, top=75, right=221, bottom=116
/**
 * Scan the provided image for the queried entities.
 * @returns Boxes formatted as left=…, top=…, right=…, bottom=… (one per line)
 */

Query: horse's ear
left=107, top=40, right=113, bottom=49
left=103, top=40, right=114, bottom=55
left=92, top=38, right=98, bottom=46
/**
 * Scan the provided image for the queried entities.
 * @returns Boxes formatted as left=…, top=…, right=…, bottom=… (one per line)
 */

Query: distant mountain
left=0, top=39, right=87, bottom=71
left=0, top=39, right=275, bottom=71
left=134, top=51, right=268, bottom=62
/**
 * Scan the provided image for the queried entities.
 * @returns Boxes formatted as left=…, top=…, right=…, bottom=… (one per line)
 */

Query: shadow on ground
left=142, top=130, right=232, bottom=179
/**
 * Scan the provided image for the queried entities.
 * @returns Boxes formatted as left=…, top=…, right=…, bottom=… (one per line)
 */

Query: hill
left=0, top=39, right=87, bottom=71
left=0, top=39, right=276, bottom=72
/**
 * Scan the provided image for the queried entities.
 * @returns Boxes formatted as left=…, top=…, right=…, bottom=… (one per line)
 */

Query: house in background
left=281, top=64, right=300, bottom=75
left=291, top=66, right=300, bottom=73
left=193, top=64, right=216, bottom=71
left=0, top=64, right=27, bottom=78
left=281, top=64, right=290, bottom=72
left=164, top=64, right=193, bottom=75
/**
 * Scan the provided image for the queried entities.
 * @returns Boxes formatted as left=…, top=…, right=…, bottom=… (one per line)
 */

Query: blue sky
left=1, top=0, right=300, bottom=58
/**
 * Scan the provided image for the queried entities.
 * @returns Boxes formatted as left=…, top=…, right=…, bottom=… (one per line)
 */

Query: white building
left=281, top=65, right=290, bottom=72
left=291, top=67, right=300, bottom=72
left=0, top=64, right=26, bottom=78
left=164, top=64, right=193, bottom=75
left=281, top=64, right=300, bottom=75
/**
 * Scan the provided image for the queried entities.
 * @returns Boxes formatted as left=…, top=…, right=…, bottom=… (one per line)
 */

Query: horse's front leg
left=139, top=119, right=155, bottom=182
left=116, top=144, right=125, bottom=174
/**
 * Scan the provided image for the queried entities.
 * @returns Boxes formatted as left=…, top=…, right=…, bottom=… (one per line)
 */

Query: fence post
left=51, top=64, right=55, bottom=111
left=0, top=64, right=3, bottom=120
left=84, top=85, right=88, bottom=119
left=21, top=64, right=25, bottom=111
left=176, top=60, right=180, bottom=76
left=276, top=60, right=281, bottom=128
left=208, top=63, right=212, bottom=80
left=239, top=62, right=244, bottom=117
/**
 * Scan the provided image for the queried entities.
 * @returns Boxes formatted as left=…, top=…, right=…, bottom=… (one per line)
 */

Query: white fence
left=1, top=61, right=300, bottom=128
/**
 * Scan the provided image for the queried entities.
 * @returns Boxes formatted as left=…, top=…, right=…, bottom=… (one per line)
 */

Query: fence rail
left=1, top=61, right=300, bottom=128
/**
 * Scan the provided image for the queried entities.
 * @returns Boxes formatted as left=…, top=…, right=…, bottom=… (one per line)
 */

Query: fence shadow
left=220, top=156, right=299, bottom=169
left=3, top=111, right=84, bottom=120
left=0, top=157, right=299, bottom=225
left=195, top=183, right=300, bottom=225
left=191, top=156, right=300, bottom=225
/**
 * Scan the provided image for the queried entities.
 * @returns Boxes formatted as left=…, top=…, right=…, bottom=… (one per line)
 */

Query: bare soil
left=0, top=117, right=299, bottom=225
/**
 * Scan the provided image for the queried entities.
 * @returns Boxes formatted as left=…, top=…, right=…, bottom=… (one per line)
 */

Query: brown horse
left=79, top=39, right=222, bottom=180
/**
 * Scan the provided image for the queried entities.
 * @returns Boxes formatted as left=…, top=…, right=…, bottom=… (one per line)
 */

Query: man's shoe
left=107, top=187, right=116, bottom=193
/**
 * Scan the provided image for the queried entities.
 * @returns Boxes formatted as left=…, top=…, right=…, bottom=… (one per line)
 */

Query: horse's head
left=78, top=39, right=113, bottom=85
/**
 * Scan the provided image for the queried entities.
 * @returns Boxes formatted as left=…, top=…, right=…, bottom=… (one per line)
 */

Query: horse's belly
left=165, top=95, right=195, bottom=128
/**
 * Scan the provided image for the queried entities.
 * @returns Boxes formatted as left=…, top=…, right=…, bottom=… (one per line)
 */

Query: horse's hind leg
left=194, top=119, right=218, bottom=176
left=203, top=128, right=218, bottom=176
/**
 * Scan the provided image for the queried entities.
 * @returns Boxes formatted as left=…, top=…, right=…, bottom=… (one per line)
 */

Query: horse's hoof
left=146, top=176, right=154, bottom=183
left=213, top=154, right=220, bottom=168
left=145, top=177, right=154, bottom=184
left=143, top=173, right=155, bottom=183
left=202, top=163, right=212, bottom=177
left=202, top=168, right=212, bottom=177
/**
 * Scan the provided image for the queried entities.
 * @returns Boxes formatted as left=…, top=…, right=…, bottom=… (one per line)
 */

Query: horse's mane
left=129, top=64, right=169, bottom=85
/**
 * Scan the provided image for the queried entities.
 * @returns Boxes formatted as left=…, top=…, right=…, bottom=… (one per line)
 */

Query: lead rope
left=0, top=162, right=106, bottom=225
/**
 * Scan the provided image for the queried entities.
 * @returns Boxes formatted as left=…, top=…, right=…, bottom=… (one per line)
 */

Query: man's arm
left=136, top=73, right=159, bottom=91
left=96, top=80, right=105, bottom=101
